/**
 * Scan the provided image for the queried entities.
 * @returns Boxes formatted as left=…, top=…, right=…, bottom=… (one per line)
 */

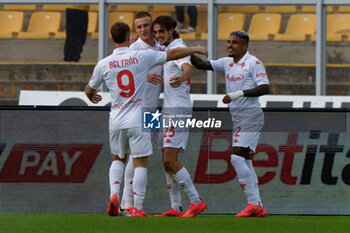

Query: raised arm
left=166, top=46, right=208, bottom=62
left=190, top=54, right=213, bottom=71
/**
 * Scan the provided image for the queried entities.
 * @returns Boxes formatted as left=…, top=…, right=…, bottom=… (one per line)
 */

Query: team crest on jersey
left=241, top=62, right=245, bottom=69
left=143, top=109, right=162, bottom=129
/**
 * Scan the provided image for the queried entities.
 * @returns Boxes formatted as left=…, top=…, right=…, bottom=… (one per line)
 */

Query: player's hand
left=91, top=89, right=102, bottom=104
left=222, top=90, right=244, bottom=104
left=169, top=76, right=186, bottom=88
left=222, top=95, right=232, bottom=104
left=130, top=35, right=138, bottom=44
left=196, top=45, right=208, bottom=58
left=147, top=73, right=163, bottom=85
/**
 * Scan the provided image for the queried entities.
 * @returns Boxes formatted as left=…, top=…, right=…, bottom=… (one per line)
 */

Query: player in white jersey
left=152, top=15, right=207, bottom=218
left=85, top=22, right=208, bottom=217
left=119, top=12, right=164, bottom=216
left=190, top=31, right=270, bottom=217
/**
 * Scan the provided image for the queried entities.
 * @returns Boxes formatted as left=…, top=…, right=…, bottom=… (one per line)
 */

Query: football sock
left=231, top=154, right=259, bottom=206
left=121, top=158, right=134, bottom=209
left=174, top=167, right=201, bottom=204
left=245, top=159, right=263, bottom=206
left=133, top=167, right=147, bottom=211
left=166, top=172, right=182, bottom=212
left=109, top=160, right=124, bottom=198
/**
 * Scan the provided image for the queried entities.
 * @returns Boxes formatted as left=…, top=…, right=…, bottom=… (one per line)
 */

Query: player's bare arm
left=85, top=84, right=102, bottom=104
left=147, top=73, right=163, bottom=85
left=222, top=84, right=270, bottom=104
left=166, top=46, right=208, bottom=62
left=169, top=63, right=193, bottom=88
left=190, top=54, right=214, bottom=71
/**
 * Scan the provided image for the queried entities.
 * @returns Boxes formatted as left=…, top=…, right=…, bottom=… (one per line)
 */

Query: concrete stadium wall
left=0, top=108, right=349, bottom=215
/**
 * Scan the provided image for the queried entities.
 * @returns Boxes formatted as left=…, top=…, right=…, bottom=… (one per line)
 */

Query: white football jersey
left=162, top=38, right=192, bottom=114
left=130, top=38, right=164, bottom=111
left=210, top=52, right=269, bottom=126
left=89, top=47, right=167, bottom=130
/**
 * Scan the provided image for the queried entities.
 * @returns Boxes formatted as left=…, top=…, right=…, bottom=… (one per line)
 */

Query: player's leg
left=128, top=127, right=152, bottom=217
left=120, top=157, right=134, bottom=216
left=107, top=129, right=128, bottom=216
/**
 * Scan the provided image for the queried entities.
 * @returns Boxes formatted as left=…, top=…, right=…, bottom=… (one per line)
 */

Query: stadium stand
left=152, top=5, right=175, bottom=12
left=116, top=5, right=149, bottom=12
left=17, top=12, right=61, bottom=39
left=90, top=12, right=134, bottom=39
left=0, top=11, right=24, bottom=39
left=54, top=11, right=98, bottom=39
left=42, top=4, right=68, bottom=11
left=4, top=4, right=37, bottom=11
left=248, top=13, right=282, bottom=41
left=311, top=14, right=350, bottom=42
left=264, top=5, right=297, bottom=13
left=274, top=14, right=316, bottom=41
left=227, top=5, right=261, bottom=13
left=201, top=13, right=245, bottom=40
left=338, top=6, right=350, bottom=13
left=301, top=5, right=334, bottom=13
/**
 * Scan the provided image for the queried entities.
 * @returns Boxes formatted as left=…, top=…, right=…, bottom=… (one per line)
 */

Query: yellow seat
left=274, top=14, right=316, bottom=41
left=248, top=13, right=281, bottom=41
left=0, top=11, right=24, bottom=39
left=301, top=6, right=334, bottom=13
left=116, top=5, right=148, bottom=12
left=264, top=5, right=297, bottom=13
left=152, top=5, right=175, bottom=12
left=17, top=12, right=61, bottom=39
left=91, top=12, right=134, bottom=40
left=338, top=6, right=350, bottom=13
left=197, top=6, right=226, bottom=13
left=201, top=13, right=245, bottom=40
left=42, top=4, right=68, bottom=11
left=4, top=4, right=36, bottom=11
left=88, top=5, right=113, bottom=11
left=150, top=11, right=173, bottom=21
left=54, top=31, right=66, bottom=39
left=311, top=14, right=350, bottom=42
left=227, top=5, right=261, bottom=13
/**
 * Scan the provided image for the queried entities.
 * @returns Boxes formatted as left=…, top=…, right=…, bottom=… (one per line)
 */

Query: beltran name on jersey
left=89, top=47, right=167, bottom=130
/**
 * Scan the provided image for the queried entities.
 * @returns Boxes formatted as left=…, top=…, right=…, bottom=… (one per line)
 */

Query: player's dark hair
left=230, top=30, right=249, bottom=44
left=110, top=22, right=130, bottom=43
left=135, top=11, right=152, bottom=20
left=152, top=15, right=180, bottom=39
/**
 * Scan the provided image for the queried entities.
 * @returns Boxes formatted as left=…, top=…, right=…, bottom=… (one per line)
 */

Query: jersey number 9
left=117, top=70, right=135, bottom=98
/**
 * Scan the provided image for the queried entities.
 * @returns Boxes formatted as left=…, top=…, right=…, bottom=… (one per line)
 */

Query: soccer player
left=119, top=12, right=164, bottom=217
left=85, top=22, right=207, bottom=217
left=152, top=16, right=207, bottom=218
left=190, top=30, right=269, bottom=217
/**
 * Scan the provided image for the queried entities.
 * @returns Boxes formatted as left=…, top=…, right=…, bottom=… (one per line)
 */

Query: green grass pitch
left=1, top=213, right=349, bottom=233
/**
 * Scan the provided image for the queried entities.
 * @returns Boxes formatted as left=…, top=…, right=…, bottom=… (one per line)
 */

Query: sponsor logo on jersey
left=226, top=74, right=244, bottom=81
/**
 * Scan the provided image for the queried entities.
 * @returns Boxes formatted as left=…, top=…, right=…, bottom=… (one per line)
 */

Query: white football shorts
left=109, top=127, right=152, bottom=159
left=162, top=126, right=189, bottom=150
left=232, top=124, right=262, bottom=153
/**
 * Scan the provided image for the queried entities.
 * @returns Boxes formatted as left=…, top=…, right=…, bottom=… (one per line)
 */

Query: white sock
left=121, top=158, right=134, bottom=209
left=133, top=167, right=147, bottom=211
left=165, top=172, right=182, bottom=212
left=109, top=160, right=124, bottom=198
left=245, top=159, right=262, bottom=206
left=231, top=154, right=259, bottom=206
left=174, top=167, right=201, bottom=204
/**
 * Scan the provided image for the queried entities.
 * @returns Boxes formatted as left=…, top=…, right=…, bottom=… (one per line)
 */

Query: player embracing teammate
left=85, top=21, right=207, bottom=217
